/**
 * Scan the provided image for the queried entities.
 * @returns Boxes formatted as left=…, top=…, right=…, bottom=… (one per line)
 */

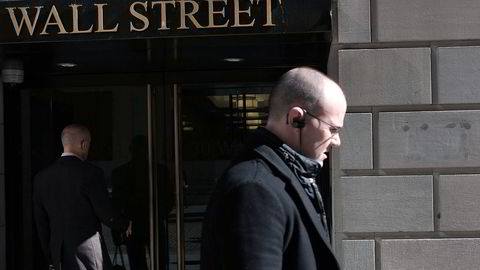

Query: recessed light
left=223, top=58, right=244, bottom=63
left=57, top=62, right=77, bottom=68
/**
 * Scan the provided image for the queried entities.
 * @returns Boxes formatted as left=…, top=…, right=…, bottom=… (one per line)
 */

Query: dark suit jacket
left=201, top=128, right=340, bottom=270
left=33, top=156, right=129, bottom=270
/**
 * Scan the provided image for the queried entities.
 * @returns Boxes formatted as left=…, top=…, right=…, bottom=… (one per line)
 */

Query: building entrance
left=2, top=34, right=331, bottom=270
left=3, top=70, right=279, bottom=270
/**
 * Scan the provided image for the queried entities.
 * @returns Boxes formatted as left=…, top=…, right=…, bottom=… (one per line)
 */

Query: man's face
left=300, top=88, right=346, bottom=166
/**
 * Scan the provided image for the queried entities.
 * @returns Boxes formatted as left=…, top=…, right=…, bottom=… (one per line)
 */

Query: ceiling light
left=223, top=58, right=244, bottom=63
left=57, top=62, right=77, bottom=68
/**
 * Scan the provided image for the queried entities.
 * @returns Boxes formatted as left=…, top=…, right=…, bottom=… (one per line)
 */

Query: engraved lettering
left=178, top=0, right=204, bottom=30
left=6, top=6, right=43, bottom=36
left=130, top=1, right=149, bottom=32
left=263, top=0, right=275, bottom=26
left=232, top=0, right=258, bottom=27
left=70, top=4, right=93, bottom=33
left=94, top=3, right=119, bottom=33
left=151, top=0, right=176, bottom=30
left=40, top=5, right=68, bottom=35
left=206, top=0, right=228, bottom=28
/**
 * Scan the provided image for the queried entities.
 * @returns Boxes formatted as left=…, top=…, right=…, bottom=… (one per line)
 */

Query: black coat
left=33, top=156, right=129, bottom=270
left=201, top=128, right=340, bottom=270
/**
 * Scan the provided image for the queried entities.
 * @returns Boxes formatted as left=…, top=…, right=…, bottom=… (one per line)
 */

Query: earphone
left=287, top=110, right=306, bottom=129
left=292, top=117, right=306, bottom=129
left=293, top=116, right=305, bottom=153
left=286, top=110, right=305, bottom=153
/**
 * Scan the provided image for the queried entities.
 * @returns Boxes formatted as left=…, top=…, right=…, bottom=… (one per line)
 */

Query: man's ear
left=80, top=140, right=87, bottom=151
left=287, top=107, right=306, bottom=127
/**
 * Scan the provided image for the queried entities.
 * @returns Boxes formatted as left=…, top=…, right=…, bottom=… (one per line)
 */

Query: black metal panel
left=0, top=32, right=330, bottom=81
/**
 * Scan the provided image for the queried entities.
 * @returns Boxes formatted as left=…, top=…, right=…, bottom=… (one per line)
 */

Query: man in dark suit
left=111, top=135, right=173, bottom=270
left=201, top=67, right=347, bottom=270
left=33, top=124, right=132, bottom=270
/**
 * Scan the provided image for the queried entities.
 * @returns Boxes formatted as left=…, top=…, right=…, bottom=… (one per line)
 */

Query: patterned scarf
left=276, top=144, right=330, bottom=238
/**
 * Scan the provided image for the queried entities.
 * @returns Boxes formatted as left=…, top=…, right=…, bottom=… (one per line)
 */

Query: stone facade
left=342, top=240, right=375, bottom=270
left=333, top=0, right=480, bottom=269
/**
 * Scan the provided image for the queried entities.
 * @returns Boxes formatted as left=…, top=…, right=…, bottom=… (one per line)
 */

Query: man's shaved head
left=268, top=67, right=344, bottom=120
left=61, top=124, right=90, bottom=146
left=60, top=124, right=92, bottom=161
left=265, top=67, right=347, bottom=164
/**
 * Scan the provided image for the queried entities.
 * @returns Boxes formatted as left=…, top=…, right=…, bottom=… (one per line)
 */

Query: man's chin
left=316, top=159, right=324, bottom=167
left=317, top=153, right=328, bottom=166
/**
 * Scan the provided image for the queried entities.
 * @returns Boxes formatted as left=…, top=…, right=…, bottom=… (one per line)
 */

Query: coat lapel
left=253, top=145, right=335, bottom=255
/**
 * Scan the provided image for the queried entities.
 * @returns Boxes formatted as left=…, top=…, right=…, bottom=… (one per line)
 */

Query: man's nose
left=331, top=133, right=341, bottom=147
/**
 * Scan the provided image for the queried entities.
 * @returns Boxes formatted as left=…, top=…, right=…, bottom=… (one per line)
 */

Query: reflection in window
left=182, top=88, right=270, bottom=160
left=180, top=86, right=271, bottom=269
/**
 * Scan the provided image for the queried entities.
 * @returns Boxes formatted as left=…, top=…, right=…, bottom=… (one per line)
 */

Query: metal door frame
left=173, top=84, right=186, bottom=270
left=148, top=83, right=186, bottom=270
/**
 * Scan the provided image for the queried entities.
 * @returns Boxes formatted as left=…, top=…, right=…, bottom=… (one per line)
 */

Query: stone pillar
left=333, top=0, right=480, bottom=269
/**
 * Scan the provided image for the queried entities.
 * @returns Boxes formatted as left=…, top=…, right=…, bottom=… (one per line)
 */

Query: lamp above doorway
left=223, top=58, right=244, bottom=63
left=56, top=62, right=77, bottom=68
left=2, top=59, right=23, bottom=85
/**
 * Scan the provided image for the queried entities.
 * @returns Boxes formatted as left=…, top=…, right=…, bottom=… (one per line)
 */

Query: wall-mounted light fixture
left=2, top=59, right=24, bottom=85
left=57, top=62, right=77, bottom=68
left=223, top=58, right=244, bottom=63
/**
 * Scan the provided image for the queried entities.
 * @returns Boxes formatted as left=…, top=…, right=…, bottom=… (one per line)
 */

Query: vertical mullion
left=173, top=84, right=185, bottom=270
left=147, top=84, right=157, bottom=270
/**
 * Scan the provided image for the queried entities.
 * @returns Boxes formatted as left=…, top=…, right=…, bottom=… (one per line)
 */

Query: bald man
left=201, top=67, right=346, bottom=270
left=33, top=124, right=131, bottom=270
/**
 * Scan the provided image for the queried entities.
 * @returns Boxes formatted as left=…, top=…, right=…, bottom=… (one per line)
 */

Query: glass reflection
left=112, top=135, right=150, bottom=270
left=181, top=86, right=271, bottom=269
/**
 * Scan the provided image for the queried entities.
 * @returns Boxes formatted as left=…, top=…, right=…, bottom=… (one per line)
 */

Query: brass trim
left=147, top=84, right=157, bottom=270
left=174, top=84, right=185, bottom=270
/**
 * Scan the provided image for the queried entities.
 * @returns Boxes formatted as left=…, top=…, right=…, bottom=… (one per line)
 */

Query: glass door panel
left=178, top=85, right=272, bottom=270
left=29, top=84, right=170, bottom=270
left=152, top=83, right=177, bottom=270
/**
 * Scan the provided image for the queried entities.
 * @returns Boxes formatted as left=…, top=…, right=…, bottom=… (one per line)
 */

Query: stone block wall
left=332, top=0, right=480, bottom=269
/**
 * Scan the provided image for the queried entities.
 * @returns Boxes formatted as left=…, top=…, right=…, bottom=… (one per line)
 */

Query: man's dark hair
left=268, top=67, right=327, bottom=121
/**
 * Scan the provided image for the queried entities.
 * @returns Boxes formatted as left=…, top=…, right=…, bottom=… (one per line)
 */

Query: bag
left=112, top=245, right=127, bottom=270
left=111, top=230, right=125, bottom=246
left=113, top=265, right=126, bottom=270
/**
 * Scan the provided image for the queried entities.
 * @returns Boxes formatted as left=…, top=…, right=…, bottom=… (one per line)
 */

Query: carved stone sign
left=0, top=0, right=331, bottom=42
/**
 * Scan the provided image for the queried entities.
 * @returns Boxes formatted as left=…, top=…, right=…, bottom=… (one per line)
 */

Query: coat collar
left=254, top=145, right=333, bottom=248
left=249, top=128, right=336, bottom=257
left=61, top=152, right=83, bottom=160
left=58, top=155, right=83, bottom=162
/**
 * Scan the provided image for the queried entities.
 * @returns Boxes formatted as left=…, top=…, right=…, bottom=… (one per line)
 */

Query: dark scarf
left=253, top=128, right=330, bottom=237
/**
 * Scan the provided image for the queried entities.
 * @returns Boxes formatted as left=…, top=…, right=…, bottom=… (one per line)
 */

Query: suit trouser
left=56, top=232, right=111, bottom=270
left=126, top=237, right=148, bottom=270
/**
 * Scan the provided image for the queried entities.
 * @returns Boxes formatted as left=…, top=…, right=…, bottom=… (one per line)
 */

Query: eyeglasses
left=304, top=109, right=342, bottom=134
